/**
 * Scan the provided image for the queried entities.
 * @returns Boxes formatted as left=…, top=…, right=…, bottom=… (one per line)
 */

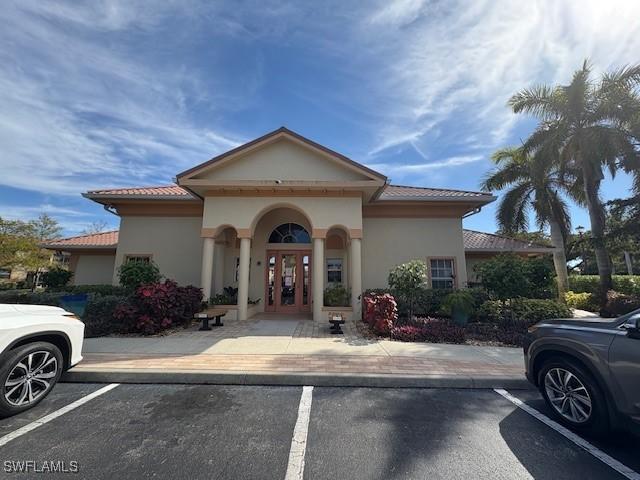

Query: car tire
left=0, top=342, right=63, bottom=418
left=538, top=357, right=609, bottom=437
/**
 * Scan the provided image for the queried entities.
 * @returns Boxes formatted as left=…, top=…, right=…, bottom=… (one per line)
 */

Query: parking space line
left=494, top=388, right=640, bottom=480
left=284, top=386, right=313, bottom=480
left=0, top=383, right=120, bottom=448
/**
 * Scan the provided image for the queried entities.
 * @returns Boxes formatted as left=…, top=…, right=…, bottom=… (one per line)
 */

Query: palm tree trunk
left=549, top=219, right=569, bottom=299
left=581, top=168, right=613, bottom=309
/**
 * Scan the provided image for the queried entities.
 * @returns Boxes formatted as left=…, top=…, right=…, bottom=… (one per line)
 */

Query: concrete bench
left=194, top=307, right=227, bottom=331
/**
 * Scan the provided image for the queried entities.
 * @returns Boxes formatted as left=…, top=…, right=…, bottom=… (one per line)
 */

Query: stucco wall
left=361, top=217, right=468, bottom=290
left=114, top=216, right=203, bottom=286
left=72, top=254, right=115, bottom=285
left=194, top=139, right=369, bottom=182
left=203, top=195, right=362, bottom=233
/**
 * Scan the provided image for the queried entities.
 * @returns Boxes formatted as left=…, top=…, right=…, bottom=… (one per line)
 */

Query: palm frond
left=601, top=63, right=640, bottom=91
left=496, top=183, right=532, bottom=232
left=508, top=85, right=563, bottom=120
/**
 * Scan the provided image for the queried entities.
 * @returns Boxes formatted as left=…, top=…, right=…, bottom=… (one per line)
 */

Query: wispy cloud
left=0, top=1, right=243, bottom=195
left=358, top=0, right=640, bottom=160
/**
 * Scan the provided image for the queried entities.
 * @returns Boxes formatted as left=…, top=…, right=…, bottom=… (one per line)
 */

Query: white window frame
left=429, top=258, right=456, bottom=289
left=326, top=258, right=343, bottom=284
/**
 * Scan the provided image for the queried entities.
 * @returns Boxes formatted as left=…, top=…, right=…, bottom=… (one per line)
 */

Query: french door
left=265, top=250, right=311, bottom=313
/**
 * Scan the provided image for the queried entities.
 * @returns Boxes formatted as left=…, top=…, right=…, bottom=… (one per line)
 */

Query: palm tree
left=509, top=61, right=640, bottom=307
left=482, top=148, right=574, bottom=297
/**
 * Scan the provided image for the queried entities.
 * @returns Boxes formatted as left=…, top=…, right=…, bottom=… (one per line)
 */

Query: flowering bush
left=362, top=292, right=398, bottom=335
left=114, top=280, right=204, bottom=335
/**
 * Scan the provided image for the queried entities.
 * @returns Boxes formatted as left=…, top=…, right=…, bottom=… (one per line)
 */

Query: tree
left=388, top=260, right=428, bottom=320
left=0, top=215, right=62, bottom=279
left=31, top=214, right=62, bottom=241
left=81, top=220, right=109, bottom=235
left=481, top=147, right=574, bottom=297
left=510, top=61, right=640, bottom=308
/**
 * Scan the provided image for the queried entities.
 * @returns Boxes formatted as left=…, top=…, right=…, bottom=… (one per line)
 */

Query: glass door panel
left=280, top=254, right=297, bottom=307
left=302, top=255, right=310, bottom=306
left=267, top=254, right=276, bottom=308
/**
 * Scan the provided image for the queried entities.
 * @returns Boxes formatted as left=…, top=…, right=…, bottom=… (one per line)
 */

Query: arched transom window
left=268, top=223, right=311, bottom=244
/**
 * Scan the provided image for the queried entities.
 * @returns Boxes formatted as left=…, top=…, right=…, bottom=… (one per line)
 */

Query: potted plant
left=441, top=290, right=475, bottom=326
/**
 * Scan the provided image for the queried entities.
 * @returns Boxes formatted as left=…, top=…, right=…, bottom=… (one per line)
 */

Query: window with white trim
left=430, top=258, right=455, bottom=288
left=327, top=258, right=343, bottom=284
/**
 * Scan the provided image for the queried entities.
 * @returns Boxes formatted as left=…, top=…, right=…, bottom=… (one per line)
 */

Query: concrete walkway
left=68, top=318, right=528, bottom=388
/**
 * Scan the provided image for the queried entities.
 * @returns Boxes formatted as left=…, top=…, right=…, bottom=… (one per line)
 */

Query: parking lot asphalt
left=0, top=383, right=637, bottom=480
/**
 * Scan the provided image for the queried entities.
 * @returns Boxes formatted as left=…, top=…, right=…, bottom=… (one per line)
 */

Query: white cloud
left=358, top=0, right=640, bottom=159
left=0, top=1, right=243, bottom=195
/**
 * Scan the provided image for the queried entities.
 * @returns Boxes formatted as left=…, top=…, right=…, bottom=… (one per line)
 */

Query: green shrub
left=324, top=284, right=351, bottom=307
left=475, top=254, right=554, bottom=300
left=564, top=291, right=598, bottom=312
left=41, top=267, right=73, bottom=288
left=476, top=298, right=572, bottom=327
left=117, top=261, right=161, bottom=290
left=82, top=295, right=130, bottom=337
left=388, top=260, right=428, bottom=319
left=440, top=290, right=476, bottom=325
left=567, top=275, right=640, bottom=296
left=0, top=282, right=17, bottom=290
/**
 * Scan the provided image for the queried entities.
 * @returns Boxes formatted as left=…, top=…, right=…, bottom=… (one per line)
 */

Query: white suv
left=0, top=304, right=84, bottom=417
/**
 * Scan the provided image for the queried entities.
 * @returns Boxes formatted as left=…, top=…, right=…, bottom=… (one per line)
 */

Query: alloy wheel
left=4, top=351, right=58, bottom=407
left=544, top=367, right=592, bottom=424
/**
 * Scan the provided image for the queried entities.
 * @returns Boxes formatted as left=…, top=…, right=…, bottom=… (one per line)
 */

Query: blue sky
left=1, top=0, right=638, bottom=236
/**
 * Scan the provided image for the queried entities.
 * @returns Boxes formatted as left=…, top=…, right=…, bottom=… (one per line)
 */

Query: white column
left=237, top=237, right=251, bottom=321
left=200, top=237, right=215, bottom=301
left=350, top=238, right=362, bottom=320
left=213, top=242, right=225, bottom=295
left=312, top=237, right=325, bottom=322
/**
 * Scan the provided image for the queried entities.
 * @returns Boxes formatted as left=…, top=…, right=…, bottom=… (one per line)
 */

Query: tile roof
left=43, top=230, right=119, bottom=249
left=84, top=185, right=195, bottom=198
left=378, top=185, right=495, bottom=201
left=463, top=229, right=553, bottom=252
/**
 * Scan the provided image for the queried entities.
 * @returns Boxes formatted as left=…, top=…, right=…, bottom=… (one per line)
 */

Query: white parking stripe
left=495, top=388, right=640, bottom=480
left=0, top=383, right=119, bottom=448
left=284, top=386, right=314, bottom=480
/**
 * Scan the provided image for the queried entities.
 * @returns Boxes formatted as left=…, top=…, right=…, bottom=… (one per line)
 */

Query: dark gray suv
left=524, top=308, right=640, bottom=436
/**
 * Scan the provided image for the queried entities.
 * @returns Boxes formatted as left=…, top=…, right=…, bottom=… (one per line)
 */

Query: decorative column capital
left=236, top=228, right=252, bottom=239
left=201, top=227, right=217, bottom=238
left=311, top=228, right=328, bottom=239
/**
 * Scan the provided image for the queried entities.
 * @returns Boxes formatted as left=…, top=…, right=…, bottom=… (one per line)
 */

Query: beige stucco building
left=44, top=128, right=552, bottom=321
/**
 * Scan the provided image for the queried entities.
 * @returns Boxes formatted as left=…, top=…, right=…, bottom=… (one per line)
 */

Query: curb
left=62, top=369, right=534, bottom=390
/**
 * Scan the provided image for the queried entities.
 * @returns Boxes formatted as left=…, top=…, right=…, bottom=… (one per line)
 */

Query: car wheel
left=538, top=357, right=609, bottom=436
left=0, top=342, right=63, bottom=418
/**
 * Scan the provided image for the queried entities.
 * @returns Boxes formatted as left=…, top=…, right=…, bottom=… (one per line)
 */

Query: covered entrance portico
left=196, top=202, right=363, bottom=322
left=175, top=128, right=387, bottom=322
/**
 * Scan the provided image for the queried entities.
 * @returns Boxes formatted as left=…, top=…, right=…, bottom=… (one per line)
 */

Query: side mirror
left=623, top=313, right=640, bottom=339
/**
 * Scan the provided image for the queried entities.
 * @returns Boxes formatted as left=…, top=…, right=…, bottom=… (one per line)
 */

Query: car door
left=608, top=312, right=640, bottom=420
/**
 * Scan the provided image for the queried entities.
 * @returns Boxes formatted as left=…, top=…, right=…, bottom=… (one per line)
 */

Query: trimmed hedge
left=364, top=287, right=489, bottom=319
left=49, top=285, right=129, bottom=296
left=0, top=290, right=67, bottom=306
left=390, top=319, right=466, bottom=344
left=568, top=275, right=640, bottom=296
left=476, top=299, right=572, bottom=327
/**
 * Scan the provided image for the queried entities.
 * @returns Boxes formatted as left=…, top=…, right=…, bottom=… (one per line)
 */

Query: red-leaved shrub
left=390, top=318, right=466, bottom=344
left=115, top=280, right=204, bottom=335
left=362, top=292, right=398, bottom=335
